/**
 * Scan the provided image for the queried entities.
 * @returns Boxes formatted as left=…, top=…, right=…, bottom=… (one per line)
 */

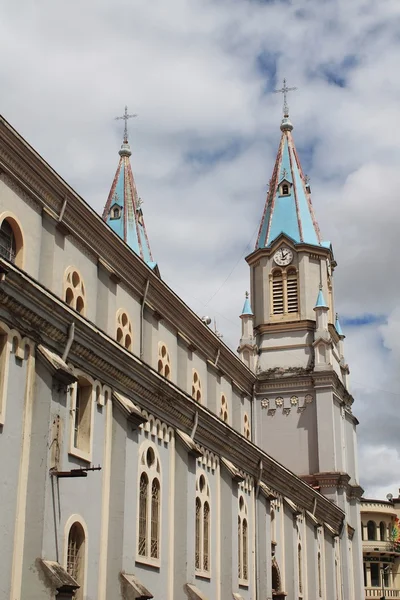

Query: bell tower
left=241, top=91, right=364, bottom=599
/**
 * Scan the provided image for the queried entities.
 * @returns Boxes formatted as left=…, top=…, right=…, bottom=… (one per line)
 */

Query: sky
left=1, top=0, right=400, bottom=499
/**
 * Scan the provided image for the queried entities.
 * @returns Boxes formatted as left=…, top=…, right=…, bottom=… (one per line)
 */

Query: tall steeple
left=256, top=96, right=324, bottom=249
left=102, top=107, right=158, bottom=274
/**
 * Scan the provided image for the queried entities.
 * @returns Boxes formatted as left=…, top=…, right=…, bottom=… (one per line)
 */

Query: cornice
left=0, top=117, right=255, bottom=394
left=246, top=236, right=331, bottom=266
left=256, top=319, right=315, bottom=335
left=0, top=262, right=344, bottom=532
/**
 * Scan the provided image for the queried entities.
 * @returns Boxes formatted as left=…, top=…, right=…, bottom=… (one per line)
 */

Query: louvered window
left=272, top=270, right=284, bottom=314
left=287, top=269, right=298, bottom=313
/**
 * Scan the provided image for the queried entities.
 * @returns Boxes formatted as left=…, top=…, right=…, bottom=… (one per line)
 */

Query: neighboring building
left=0, top=99, right=363, bottom=600
left=361, top=494, right=400, bottom=599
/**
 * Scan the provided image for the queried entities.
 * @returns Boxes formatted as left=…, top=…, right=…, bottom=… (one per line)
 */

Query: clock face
left=274, top=247, right=293, bottom=266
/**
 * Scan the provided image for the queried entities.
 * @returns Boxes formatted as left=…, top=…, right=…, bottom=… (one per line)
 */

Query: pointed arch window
left=137, top=444, right=161, bottom=563
left=158, top=342, right=171, bottom=380
left=298, top=543, right=303, bottom=596
left=116, top=309, right=133, bottom=351
left=195, top=473, right=211, bottom=575
left=220, top=394, right=228, bottom=423
left=318, top=551, right=322, bottom=597
left=64, top=267, right=86, bottom=315
left=192, top=370, right=202, bottom=403
left=238, top=495, right=249, bottom=583
left=66, top=522, right=86, bottom=600
left=282, top=183, right=289, bottom=195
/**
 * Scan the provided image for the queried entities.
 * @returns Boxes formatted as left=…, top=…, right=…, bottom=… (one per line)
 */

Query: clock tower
left=241, top=103, right=364, bottom=599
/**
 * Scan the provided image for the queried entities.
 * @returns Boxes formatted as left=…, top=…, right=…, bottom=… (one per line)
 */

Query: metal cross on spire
left=115, top=105, right=137, bottom=143
left=274, top=78, right=297, bottom=117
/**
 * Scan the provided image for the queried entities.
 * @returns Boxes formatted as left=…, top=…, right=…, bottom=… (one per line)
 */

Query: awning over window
left=120, top=572, right=153, bottom=600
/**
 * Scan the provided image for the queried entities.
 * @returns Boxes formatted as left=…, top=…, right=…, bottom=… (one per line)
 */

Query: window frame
left=270, top=265, right=299, bottom=318
left=116, top=308, right=133, bottom=351
left=136, top=442, right=162, bottom=567
left=157, top=342, right=171, bottom=380
left=0, top=213, right=24, bottom=268
left=64, top=515, right=88, bottom=600
left=69, top=375, right=94, bottom=463
left=238, top=495, right=249, bottom=586
left=64, top=266, right=86, bottom=316
left=195, top=473, right=211, bottom=578
left=192, top=369, right=202, bottom=403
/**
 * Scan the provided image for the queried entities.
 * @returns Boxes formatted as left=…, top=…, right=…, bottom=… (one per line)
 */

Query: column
left=366, top=563, right=371, bottom=587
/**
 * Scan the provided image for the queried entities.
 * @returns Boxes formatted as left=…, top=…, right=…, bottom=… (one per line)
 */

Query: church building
left=0, top=97, right=363, bottom=600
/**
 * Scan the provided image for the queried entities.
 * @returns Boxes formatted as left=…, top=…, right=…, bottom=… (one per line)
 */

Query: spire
left=102, top=108, right=158, bottom=274
left=335, top=313, right=345, bottom=337
left=241, top=291, right=253, bottom=316
left=314, top=286, right=328, bottom=309
left=256, top=83, right=322, bottom=249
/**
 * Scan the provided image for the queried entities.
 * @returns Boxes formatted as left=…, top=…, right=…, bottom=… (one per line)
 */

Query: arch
left=192, top=369, right=202, bottom=403
left=220, top=394, right=228, bottom=423
left=367, top=520, right=377, bottom=541
left=195, top=471, right=211, bottom=573
left=157, top=342, right=171, bottom=380
left=272, top=558, right=282, bottom=593
left=0, top=212, right=24, bottom=268
left=137, top=440, right=161, bottom=562
left=116, top=309, right=133, bottom=351
left=64, top=267, right=86, bottom=315
left=64, top=514, right=88, bottom=600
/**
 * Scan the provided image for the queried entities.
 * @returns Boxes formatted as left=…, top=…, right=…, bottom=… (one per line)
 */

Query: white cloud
left=1, top=0, right=400, bottom=498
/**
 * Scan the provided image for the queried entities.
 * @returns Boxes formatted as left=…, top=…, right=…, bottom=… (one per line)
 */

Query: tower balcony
left=363, top=540, right=400, bottom=554
left=365, top=588, right=400, bottom=598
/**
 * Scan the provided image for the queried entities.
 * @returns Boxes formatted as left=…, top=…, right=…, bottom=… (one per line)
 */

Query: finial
left=115, top=105, right=137, bottom=143
left=319, top=283, right=323, bottom=290
left=245, top=291, right=249, bottom=298
left=274, top=78, right=297, bottom=117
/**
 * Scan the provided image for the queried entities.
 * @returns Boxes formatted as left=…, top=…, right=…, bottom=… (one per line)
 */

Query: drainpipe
left=255, top=458, right=263, bottom=600
left=190, top=411, right=199, bottom=439
left=140, top=279, right=150, bottom=360
left=62, top=322, right=75, bottom=362
left=58, top=195, right=68, bottom=223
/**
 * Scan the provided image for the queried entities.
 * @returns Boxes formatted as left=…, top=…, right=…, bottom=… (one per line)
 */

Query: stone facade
left=0, top=112, right=362, bottom=600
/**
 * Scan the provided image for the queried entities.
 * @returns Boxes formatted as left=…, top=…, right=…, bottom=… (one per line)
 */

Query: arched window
left=158, top=342, right=171, bottom=380
left=195, top=473, right=210, bottom=574
left=111, top=206, right=121, bottom=219
left=243, top=412, right=250, bottom=439
left=238, top=495, right=249, bottom=582
left=0, top=216, right=24, bottom=267
left=116, top=309, right=133, bottom=351
left=286, top=268, right=298, bottom=313
left=64, top=267, right=86, bottom=315
left=192, top=370, right=202, bottom=403
left=272, top=559, right=282, bottom=594
left=66, top=522, right=85, bottom=599
left=137, top=444, right=161, bottom=562
left=367, top=520, right=377, bottom=541
left=298, top=543, right=303, bottom=595
left=282, top=184, right=289, bottom=195
left=70, top=377, right=93, bottom=458
left=220, top=394, right=228, bottom=423
left=318, top=551, right=322, bottom=597
left=380, top=521, right=386, bottom=541
left=272, top=269, right=284, bottom=314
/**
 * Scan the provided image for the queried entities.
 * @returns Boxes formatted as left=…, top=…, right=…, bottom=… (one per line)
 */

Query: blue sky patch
left=342, top=314, right=386, bottom=327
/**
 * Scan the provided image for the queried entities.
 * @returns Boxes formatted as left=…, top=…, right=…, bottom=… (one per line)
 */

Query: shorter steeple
left=102, top=107, right=158, bottom=274
left=238, top=292, right=256, bottom=371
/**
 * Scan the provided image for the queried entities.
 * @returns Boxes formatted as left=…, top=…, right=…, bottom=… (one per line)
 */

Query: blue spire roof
left=335, top=314, right=344, bottom=337
left=256, top=116, right=322, bottom=249
left=241, top=292, right=253, bottom=316
left=314, top=287, right=328, bottom=309
left=102, top=138, right=158, bottom=274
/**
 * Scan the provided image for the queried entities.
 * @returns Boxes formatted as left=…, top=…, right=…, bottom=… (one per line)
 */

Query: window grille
left=150, top=479, right=160, bottom=558
left=195, top=497, right=201, bottom=569
left=138, top=473, right=148, bottom=556
left=0, top=220, right=16, bottom=263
